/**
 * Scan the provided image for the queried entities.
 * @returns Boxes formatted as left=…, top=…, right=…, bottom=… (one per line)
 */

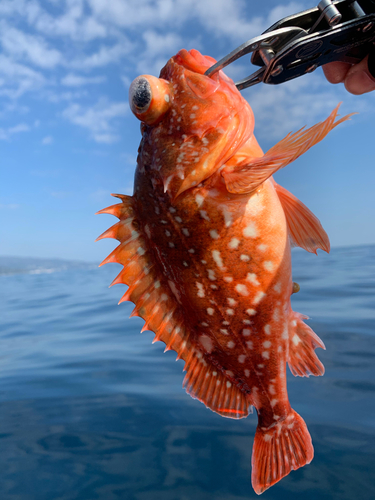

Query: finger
left=345, top=54, right=375, bottom=95
left=322, top=61, right=352, bottom=83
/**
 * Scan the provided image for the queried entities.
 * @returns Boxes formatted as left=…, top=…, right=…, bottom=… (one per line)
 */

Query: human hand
left=323, top=52, right=375, bottom=95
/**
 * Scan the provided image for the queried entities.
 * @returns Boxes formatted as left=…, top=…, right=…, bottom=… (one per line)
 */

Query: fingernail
left=346, top=70, right=375, bottom=95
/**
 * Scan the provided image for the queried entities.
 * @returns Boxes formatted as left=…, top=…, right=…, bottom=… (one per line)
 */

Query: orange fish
left=97, top=49, right=351, bottom=494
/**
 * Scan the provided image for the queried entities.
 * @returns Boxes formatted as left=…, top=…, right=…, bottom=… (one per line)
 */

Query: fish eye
left=129, top=77, right=152, bottom=113
left=129, top=75, right=171, bottom=125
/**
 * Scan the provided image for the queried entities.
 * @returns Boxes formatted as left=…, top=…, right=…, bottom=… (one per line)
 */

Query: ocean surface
left=1, top=246, right=375, bottom=500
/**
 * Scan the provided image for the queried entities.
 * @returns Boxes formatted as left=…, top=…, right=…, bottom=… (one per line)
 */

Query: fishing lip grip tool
left=205, top=0, right=375, bottom=89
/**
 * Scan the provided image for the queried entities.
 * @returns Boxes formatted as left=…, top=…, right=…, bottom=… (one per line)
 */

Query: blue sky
left=1, top=0, right=374, bottom=262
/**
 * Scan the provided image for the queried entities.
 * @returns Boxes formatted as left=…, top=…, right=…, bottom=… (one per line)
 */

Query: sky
left=1, top=0, right=374, bottom=263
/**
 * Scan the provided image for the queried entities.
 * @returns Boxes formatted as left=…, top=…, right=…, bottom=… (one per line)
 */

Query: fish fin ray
left=222, top=104, right=353, bottom=194
left=252, top=409, right=314, bottom=494
left=183, top=362, right=250, bottom=419
left=274, top=181, right=330, bottom=254
left=97, top=195, right=198, bottom=364
left=288, top=312, right=325, bottom=377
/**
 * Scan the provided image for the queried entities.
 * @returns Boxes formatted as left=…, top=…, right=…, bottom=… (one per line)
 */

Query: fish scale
left=98, top=48, right=351, bottom=494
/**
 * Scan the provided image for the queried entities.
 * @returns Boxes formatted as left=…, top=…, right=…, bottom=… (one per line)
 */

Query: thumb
left=344, top=52, right=375, bottom=95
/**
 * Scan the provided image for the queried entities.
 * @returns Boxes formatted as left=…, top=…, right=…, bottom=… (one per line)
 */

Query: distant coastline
left=0, top=256, right=98, bottom=276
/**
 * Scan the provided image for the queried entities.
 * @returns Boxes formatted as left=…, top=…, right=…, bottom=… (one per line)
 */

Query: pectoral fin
left=274, top=181, right=330, bottom=254
left=222, top=104, right=353, bottom=195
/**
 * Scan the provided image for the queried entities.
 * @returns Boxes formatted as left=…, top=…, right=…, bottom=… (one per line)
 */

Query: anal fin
left=288, top=312, right=325, bottom=377
left=183, top=353, right=250, bottom=419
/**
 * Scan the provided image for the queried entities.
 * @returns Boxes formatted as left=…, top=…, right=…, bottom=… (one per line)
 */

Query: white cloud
left=245, top=71, right=362, bottom=142
left=0, top=54, right=45, bottom=98
left=0, top=122, right=30, bottom=140
left=0, top=21, right=63, bottom=68
left=61, top=73, right=106, bottom=86
left=73, top=41, right=134, bottom=69
left=8, top=123, right=29, bottom=134
left=0, top=203, right=20, bottom=209
left=42, top=136, right=53, bottom=145
left=62, top=98, right=128, bottom=143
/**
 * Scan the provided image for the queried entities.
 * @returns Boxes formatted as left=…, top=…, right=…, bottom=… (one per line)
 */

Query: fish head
left=129, top=49, right=254, bottom=199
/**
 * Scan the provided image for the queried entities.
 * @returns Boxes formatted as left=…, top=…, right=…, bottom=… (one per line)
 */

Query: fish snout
left=129, top=75, right=171, bottom=125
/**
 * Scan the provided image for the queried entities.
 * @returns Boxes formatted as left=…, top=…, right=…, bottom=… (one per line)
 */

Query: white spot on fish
left=182, top=228, right=190, bottom=236
left=291, top=319, right=297, bottom=327
left=226, top=381, right=232, bottom=388
left=160, top=220, right=168, bottom=224
left=226, top=309, right=234, bottom=316
left=226, top=370, right=234, bottom=377
left=196, top=282, right=205, bottom=298
left=227, top=341, right=235, bottom=348
left=292, top=334, right=301, bottom=346
left=263, top=261, right=274, bottom=271
left=264, top=434, right=272, bottom=442
left=263, top=340, right=271, bottom=348
left=209, top=229, right=219, bottom=239
left=242, top=329, right=251, bottom=337
left=221, top=206, right=232, bottom=227
left=228, top=237, right=240, bottom=249
left=264, top=324, right=271, bottom=335
left=183, top=261, right=188, bottom=267
left=243, top=223, right=258, bottom=238
left=212, top=250, right=225, bottom=269
left=199, top=334, right=213, bottom=353
left=258, top=244, right=268, bottom=252
left=220, top=329, right=229, bottom=335
left=207, top=308, right=214, bottom=316
left=201, top=322, right=209, bottom=327
left=222, top=321, right=229, bottom=325
left=188, top=248, right=195, bottom=253
left=137, top=247, right=145, bottom=256
left=240, top=254, right=250, bottom=262
left=243, top=319, right=252, bottom=325
left=253, top=291, right=265, bottom=305
left=175, top=216, right=182, bottom=223
left=273, top=308, right=280, bottom=321
left=207, top=269, right=216, bottom=281
left=224, top=276, right=233, bottom=283
left=269, top=384, right=276, bottom=395
left=244, top=369, right=250, bottom=377
left=262, top=351, right=270, bottom=359
left=200, top=210, right=210, bottom=221
left=168, top=242, right=175, bottom=248
left=270, top=399, right=278, bottom=407
left=246, top=308, right=257, bottom=316
left=238, top=354, right=246, bottom=363
left=165, top=230, right=171, bottom=237
left=282, top=327, right=289, bottom=340
left=274, top=282, right=282, bottom=293
left=161, top=293, right=168, bottom=301
left=195, top=194, right=204, bottom=207
left=169, top=207, right=176, bottom=213
left=235, top=284, right=249, bottom=296
left=227, top=298, right=237, bottom=306
left=164, top=94, right=169, bottom=102
left=144, top=225, right=151, bottom=238
left=246, top=273, right=260, bottom=286
left=246, top=341, right=253, bottom=349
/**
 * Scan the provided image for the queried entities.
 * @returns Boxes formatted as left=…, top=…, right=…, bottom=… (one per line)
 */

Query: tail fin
left=251, top=409, right=314, bottom=495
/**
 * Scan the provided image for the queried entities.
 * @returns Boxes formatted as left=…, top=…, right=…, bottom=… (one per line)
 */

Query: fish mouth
left=157, top=49, right=255, bottom=200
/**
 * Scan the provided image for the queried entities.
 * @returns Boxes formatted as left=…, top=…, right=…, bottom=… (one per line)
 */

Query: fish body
left=98, top=49, right=351, bottom=494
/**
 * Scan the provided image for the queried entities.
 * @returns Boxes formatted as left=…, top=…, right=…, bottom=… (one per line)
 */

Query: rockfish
left=97, top=49, right=351, bottom=494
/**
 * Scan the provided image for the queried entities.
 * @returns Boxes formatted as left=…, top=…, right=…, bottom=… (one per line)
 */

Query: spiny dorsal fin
left=97, top=194, right=250, bottom=418
left=222, top=104, right=354, bottom=195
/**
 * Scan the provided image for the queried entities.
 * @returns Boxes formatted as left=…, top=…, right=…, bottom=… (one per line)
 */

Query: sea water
left=1, top=246, right=375, bottom=500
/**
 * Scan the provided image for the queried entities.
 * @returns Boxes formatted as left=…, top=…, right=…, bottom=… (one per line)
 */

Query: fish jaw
left=130, top=49, right=255, bottom=201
